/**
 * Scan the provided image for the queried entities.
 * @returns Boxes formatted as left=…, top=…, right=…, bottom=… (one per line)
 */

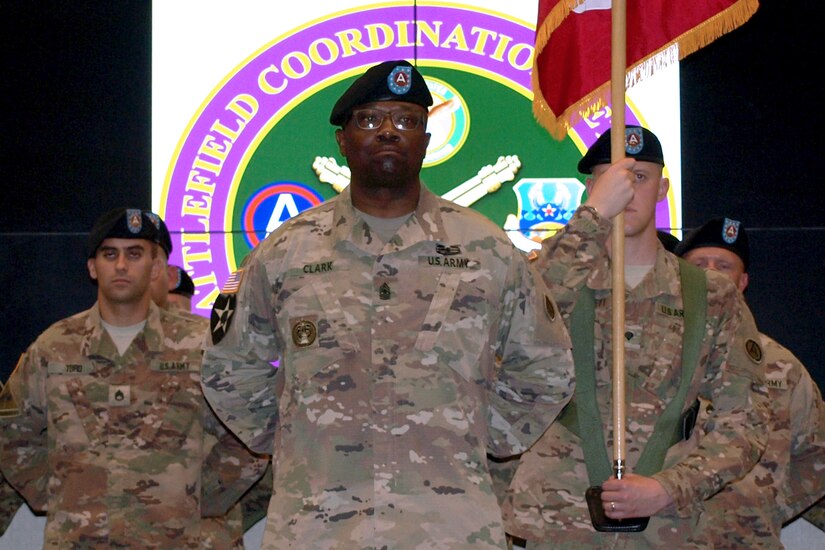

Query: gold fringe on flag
left=532, top=0, right=760, bottom=141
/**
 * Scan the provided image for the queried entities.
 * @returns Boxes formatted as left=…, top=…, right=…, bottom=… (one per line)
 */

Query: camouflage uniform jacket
left=691, top=324, right=825, bottom=548
left=502, top=206, right=770, bottom=549
left=0, top=302, right=262, bottom=549
left=0, top=470, right=24, bottom=536
left=202, top=185, right=575, bottom=549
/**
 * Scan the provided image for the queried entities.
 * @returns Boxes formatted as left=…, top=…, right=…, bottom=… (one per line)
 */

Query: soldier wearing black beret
left=200, top=58, right=575, bottom=547
left=166, top=265, right=198, bottom=313
left=677, top=216, right=825, bottom=547
left=0, top=204, right=263, bottom=547
left=503, top=127, right=772, bottom=548
left=87, top=207, right=162, bottom=258
left=329, top=59, right=433, bottom=126
left=675, top=216, right=750, bottom=270
left=577, top=125, right=665, bottom=174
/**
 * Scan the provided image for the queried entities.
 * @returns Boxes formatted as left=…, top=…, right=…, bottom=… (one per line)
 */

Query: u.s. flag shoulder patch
left=221, top=269, right=245, bottom=294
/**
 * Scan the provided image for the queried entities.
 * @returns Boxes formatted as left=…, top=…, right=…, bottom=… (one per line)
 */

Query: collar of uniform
left=84, top=300, right=165, bottom=355
left=332, top=184, right=448, bottom=254
left=143, top=301, right=166, bottom=352
left=587, top=243, right=681, bottom=302
left=83, top=302, right=111, bottom=356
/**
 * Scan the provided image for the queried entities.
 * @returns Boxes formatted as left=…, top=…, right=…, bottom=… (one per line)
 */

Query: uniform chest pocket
left=415, top=271, right=488, bottom=382
left=277, top=277, right=357, bottom=409
left=46, top=372, right=103, bottom=452
left=130, top=363, right=202, bottom=450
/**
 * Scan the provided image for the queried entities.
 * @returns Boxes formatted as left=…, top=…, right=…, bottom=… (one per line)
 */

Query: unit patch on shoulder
left=210, top=293, right=237, bottom=345
left=745, top=338, right=763, bottom=364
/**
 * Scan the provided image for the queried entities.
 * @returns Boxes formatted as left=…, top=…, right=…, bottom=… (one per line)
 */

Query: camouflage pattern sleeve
left=0, top=454, right=24, bottom=535
left=0, top=375, right=26, bottom=532
left=802, top=496, right=825, bottom=532
left=653, top=281, right=770, bottom=512
left=785, top=358, right=825, bottom=520
left=239, top=460, right=273, bottom=532
left=0, top=351, right=49, bottom=512
left=533, top=205, right=612, bottom=315
left=689, top=328, right=825, bottom=546
left=200, top=398, right=270, bottom=517
left=201, top=246, right=281, bottom=455
left=487, top=252, right=574, bottom=457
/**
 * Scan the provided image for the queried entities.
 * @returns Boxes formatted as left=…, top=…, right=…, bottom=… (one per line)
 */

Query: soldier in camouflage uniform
left=500, top=127, right=771, bottom=548
left=676, top=216, right=825, bottom=548
left=0, top=474, right=23, bottom=537
left=201, top=59, right=575, bottom=549
left=0, top=382, right=24, bottom=537
left=148, top=211, right=272, bottom=540
left=146, top=211, right=273, bottom=537
left=0, top=207, right=266, bottom=548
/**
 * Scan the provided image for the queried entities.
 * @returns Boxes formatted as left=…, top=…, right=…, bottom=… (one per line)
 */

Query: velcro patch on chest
left=655, top=302, right=685, bottom=318
left=150, top=360, right=194, bottom=373
left=47, top=361, right=95, bottom=375
left=419, top=255, right=479, bottom=269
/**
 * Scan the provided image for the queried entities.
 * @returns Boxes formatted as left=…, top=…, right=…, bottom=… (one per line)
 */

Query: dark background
left=2, top=1, right=823, bottom=389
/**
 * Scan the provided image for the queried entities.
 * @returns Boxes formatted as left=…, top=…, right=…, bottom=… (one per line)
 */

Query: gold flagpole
left=610, top=0, right=627, bottom=481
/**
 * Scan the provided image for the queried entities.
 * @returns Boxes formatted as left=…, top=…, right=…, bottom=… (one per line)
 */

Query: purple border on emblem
left=160, top=4, right=669, bottom=317
left=161, top=5, right=536, bottom=316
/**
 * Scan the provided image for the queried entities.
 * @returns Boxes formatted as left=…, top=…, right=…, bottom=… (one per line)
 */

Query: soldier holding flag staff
left=499, top=127, right=770, bottom=548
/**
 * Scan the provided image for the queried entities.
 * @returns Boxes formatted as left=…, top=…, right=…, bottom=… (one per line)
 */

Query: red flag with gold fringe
left=533, top=0, right=759, bottom=140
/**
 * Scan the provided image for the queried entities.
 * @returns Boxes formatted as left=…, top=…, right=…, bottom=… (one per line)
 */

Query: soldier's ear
left=335, top=128, right=347, bottom=156
left=656, top=176, right=670, bottom=202
left=87, top=258, right=98, bottom=281
left=165, top=264, right=178, bottom=291
left=738, top=272, right=749, bottom=293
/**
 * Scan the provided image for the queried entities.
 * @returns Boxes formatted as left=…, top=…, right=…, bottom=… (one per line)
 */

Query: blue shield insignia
left=722, top=217, right=741, bottom=243
left=506, top=178, right=585, bottom=252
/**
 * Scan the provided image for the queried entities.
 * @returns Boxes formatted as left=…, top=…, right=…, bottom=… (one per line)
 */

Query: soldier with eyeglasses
left=200, top=59, right=576, bottom=549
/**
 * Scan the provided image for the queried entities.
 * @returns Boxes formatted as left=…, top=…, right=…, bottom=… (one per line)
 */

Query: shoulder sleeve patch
left=221, top=269, right=245, bottom=295
left=210, top=293, right=237, bottom=345
left=745, top=338, right=763, bottom=364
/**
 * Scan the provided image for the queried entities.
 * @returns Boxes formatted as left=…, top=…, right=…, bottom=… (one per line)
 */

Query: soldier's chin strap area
left=564, top=259, right=707, bottom=532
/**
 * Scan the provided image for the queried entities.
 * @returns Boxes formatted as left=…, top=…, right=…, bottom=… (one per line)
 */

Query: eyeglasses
left=350, top=108, right=426, bottom=131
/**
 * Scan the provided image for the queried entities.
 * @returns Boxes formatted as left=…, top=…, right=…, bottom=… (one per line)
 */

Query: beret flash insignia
left=388, top=65, right=413, bottom=95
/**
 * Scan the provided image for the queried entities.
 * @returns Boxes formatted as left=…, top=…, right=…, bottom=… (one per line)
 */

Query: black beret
left=87, top=208, right=162, bottom=258
left=329, top=60, right=433, bottom=126
left=578, top=125, right=665, bottom=174
left=675, top=217, right=750, bottom=270
left=657, top=230, right=681, bottom=253
left=143, top=212, right=173, bottom=257
left=170, top=265, right=195, bottom=298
